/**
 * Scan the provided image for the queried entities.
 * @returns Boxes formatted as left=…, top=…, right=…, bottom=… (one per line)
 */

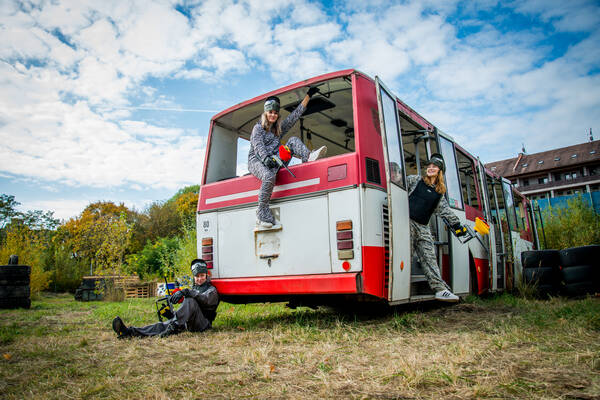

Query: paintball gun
left=155, top=277, right=180, bottom=322
left=272, top=154, right=296, bottom=178
left=442, top=217, right=490, bottom=254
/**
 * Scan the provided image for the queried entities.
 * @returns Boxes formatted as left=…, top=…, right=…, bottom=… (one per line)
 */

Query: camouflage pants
left=129, top=297, right=210, bottom=337
left=248, top=136, right=310, bottom=224
left=410, top=220, right=451, bottom=292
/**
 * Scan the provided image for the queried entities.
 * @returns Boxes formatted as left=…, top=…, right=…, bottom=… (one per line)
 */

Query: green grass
left=0, top=292, right=599, bottom=399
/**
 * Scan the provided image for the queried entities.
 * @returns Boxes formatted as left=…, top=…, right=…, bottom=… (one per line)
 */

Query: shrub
left=541, top=196, right=600, bottom=249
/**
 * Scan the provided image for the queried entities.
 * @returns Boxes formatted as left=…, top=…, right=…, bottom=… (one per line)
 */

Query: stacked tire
left=559, top=245, right=600, bottom=297
left=521, top=250, right=560, bottom=297
left=0, top=260, right=31, bottom=309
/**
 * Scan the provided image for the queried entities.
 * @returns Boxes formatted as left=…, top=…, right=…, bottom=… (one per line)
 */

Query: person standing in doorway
left=407, top=153, right=466, bottom=302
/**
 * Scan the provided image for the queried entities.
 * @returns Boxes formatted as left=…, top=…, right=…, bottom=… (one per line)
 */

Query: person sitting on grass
left=112, top=259, right=219, bottom=338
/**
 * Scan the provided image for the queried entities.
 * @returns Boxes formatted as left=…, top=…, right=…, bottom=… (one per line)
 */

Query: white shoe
left=255, top=219, right=282, bottom=230
left=308, top=146, right=327, bottom=162
left=435, top=290, right=459, bottom=302
left=256, top=219, right=272, bottom=229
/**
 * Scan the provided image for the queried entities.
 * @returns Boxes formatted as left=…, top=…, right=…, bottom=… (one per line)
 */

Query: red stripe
left=212, top=273, right=358, bottom=295
left=198, top=153, right=359, bottom=211
left=361, top=246, right=385, bottom=298
left=474, top=257, right=489, bottom=295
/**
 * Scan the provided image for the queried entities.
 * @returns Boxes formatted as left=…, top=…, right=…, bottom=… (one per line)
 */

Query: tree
left=59, top=201, right=133, bottom=275
left=0, top=194, right=20, bottom=229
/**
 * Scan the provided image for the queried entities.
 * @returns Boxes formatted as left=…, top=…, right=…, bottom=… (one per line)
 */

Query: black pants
left=130, top=297, right=211, bottom=337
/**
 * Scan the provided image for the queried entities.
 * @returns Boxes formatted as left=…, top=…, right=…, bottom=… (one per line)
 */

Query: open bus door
left=484, top=174, right=513, bottom=290
left=374, top=77, right=411, bottom=303
left=477, top=159, right=498, bottom=291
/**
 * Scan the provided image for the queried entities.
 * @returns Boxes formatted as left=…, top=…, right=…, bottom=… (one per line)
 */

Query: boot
left=112, top=316, right=132, bottom=339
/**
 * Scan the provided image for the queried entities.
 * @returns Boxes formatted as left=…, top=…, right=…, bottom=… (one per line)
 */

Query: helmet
left=426, top=153, right=445, bottom=172
left=264, top=96, right=280, bottom=112
left=190, top=259, right=208, bottom=275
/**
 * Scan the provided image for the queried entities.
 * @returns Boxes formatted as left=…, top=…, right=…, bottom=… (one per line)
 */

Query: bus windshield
left=204, top=76, right=354, bottom=184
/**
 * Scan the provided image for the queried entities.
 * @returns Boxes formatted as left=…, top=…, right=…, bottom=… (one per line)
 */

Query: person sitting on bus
left=248, top=87, right=327, bottom=229
left=111, top=259, right=219, bottom=338
left=407, top=153, right=466, bottom=302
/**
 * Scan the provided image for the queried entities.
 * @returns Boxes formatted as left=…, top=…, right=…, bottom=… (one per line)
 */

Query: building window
left=538, top=160, right=544, bottom=164
left=522, top=163, right=528, bottom=167
left=554, top=157, right=560, bottom=161
left=522, top=178, right=529, bottom=186
left=589, top=166, right=599, bottom=176
left=571, top=154, right=577, bottom=159
left=553, top=173, right=561, bottom=181
left=538, top=177, right=548, bottom=184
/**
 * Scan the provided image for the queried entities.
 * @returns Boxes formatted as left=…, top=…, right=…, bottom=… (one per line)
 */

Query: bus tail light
left=202, top=237, right=214, bottom=269
left=336, top=220, right=354, bottom=261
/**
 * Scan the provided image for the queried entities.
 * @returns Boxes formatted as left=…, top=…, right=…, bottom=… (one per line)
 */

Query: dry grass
left=0, top=293, right=599, bottom=399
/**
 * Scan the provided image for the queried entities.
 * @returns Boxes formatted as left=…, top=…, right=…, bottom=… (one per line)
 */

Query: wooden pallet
left=124, top=282, right=157, bottom=299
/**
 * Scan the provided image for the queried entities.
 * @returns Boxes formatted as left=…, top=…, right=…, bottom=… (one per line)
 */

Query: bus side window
left=456, top=150, right=480, bottom=210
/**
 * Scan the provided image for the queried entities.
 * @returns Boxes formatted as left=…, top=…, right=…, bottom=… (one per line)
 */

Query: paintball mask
left=264, top=96, right=280, bottom=113
left=190, top=259, right=208, bottom=276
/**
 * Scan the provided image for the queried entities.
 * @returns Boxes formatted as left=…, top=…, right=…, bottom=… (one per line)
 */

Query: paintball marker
left=155, top=277, right=179, bottom=322
left=272, top=154, right=296, bottom=178
left=442, top=217, right=490, bottom=254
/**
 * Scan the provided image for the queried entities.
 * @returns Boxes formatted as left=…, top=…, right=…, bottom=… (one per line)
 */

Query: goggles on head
left=264, top=99, right=280, bottom=113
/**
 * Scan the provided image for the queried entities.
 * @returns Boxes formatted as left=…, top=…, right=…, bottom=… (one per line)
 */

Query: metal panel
left=217, top=196, right=332, bottom=278
left=329, top=188, right=363, bottom=273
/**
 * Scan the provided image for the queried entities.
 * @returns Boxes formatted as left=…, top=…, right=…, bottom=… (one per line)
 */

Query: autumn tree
left=59, top=201, right=133, bottom=275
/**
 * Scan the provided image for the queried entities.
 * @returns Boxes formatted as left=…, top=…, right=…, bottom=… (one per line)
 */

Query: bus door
left=437, top=135, right=469, bottom=295
left=477, top=160, right=499, bottom=291
left=486, top=175, right=512, bottom=290
left=374, top=77, right=411, bottom=303
left=500, top=178, right=519, bottom=287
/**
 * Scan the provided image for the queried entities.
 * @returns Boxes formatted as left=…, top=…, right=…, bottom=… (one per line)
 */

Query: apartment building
left=485, top=140, right=600, bottom=201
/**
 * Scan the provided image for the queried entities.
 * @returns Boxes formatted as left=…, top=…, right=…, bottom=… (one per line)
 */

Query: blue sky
left=1, top=0, right=599, bottom=220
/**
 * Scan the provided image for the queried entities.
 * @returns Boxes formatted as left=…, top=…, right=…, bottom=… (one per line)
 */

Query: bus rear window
left=205, top=77, right=354, bottom=184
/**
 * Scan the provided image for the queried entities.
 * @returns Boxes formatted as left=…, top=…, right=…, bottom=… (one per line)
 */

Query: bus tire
left=559, top=245, right=600, bottom=267
left=560, top=264, right=599, bottom=285
left=0, top=297, right=31, bottom=309
left=521, top=250, right=560, bottom=269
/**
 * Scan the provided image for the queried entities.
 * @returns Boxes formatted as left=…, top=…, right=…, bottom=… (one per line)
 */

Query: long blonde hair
left=260, top=112, right=281, bottom=136
left=423, top=169, right=447, bottom=194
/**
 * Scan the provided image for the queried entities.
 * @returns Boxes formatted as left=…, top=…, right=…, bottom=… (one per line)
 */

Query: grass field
left=0, top=293, right=599, bottom=399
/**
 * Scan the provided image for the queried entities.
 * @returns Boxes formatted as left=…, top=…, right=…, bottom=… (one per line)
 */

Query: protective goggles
left=264, top=99, right=280, bottom=113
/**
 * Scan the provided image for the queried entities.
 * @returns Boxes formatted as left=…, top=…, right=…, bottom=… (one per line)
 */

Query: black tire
left=0, top=297, right=31, bottom=309
left=0, top=278, right=30, bottom=286
left=0, top=285, right=30, bottom=298
left=0, top=265, right=31, bottom=278
left=560, top=265, right=595, bottom=285
left=521, top=250, right=560, bottom=269
left=562, top=281, right=598, bottom=297
left=523, top=267, right=557, bottom=285
left=559, top=245, right=600, bottom=267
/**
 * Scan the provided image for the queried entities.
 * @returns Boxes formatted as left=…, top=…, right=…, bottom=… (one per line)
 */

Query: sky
left=1, top=0, right=599, bottom=221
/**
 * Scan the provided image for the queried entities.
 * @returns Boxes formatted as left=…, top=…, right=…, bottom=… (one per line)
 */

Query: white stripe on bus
left=205, top=178, right=321, bottom=204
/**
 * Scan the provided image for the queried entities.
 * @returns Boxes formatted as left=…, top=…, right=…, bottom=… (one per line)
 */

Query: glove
left=263, top=155, right=278, bottom=169
left=452, top=224, right=467, bottom=237
left=306, top=86, right=320, bottom=98
left=170, top=289, right=186, bottom=304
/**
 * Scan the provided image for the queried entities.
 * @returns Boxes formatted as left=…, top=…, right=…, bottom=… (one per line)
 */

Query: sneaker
left=256, top=219, right=273, bottom=229
left=435, top=290, right=459, bottom=302
left=308, top=146, right=327, bottom=162
left=255, top=219, right=282, bottom=230
left=112, top=316, right=132, bottom=339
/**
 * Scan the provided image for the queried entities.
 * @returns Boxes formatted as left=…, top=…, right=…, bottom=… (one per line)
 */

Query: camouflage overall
left=248, top=103, right=311, bottom=224
left=407, top=175, right=460, bottom=292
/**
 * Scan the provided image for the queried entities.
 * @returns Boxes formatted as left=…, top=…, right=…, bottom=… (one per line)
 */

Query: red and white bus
left=196, top=69, right=538, bottom=306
